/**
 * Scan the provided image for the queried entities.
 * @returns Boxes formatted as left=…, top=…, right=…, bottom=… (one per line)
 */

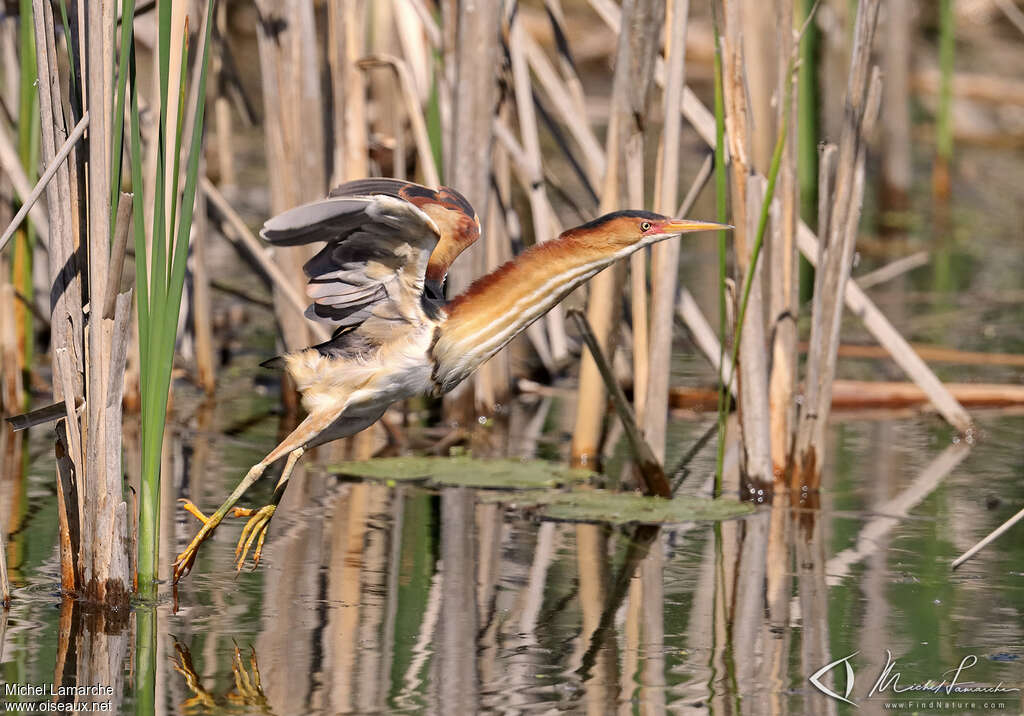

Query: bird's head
left=561, top=210, right=729, bottom=253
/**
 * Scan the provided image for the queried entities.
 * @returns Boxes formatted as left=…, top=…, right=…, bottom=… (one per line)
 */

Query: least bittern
left=172, top=178, right=725, bottom=583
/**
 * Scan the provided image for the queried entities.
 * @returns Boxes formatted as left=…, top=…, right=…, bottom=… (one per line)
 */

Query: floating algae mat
left=330, top=457, right=753, bottom=524
left=330, top=456, right=593, bottom=489
left=478, top=489, right=754, bottom=524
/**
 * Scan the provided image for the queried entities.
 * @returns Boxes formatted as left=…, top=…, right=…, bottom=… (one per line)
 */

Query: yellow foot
left=234, top=505, right=276, bottom=572
left=179, top=498, right=210, bottom=524
left=173, top=516, right=218, bottom=584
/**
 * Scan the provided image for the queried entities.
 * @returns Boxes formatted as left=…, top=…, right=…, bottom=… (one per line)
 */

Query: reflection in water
left=172, top=641, right=271, bottom=713
left=8, top=410, right=1024, bottom=714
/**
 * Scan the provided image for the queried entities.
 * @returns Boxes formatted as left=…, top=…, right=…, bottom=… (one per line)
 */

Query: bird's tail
left=259, top=355, right=286, bottom=370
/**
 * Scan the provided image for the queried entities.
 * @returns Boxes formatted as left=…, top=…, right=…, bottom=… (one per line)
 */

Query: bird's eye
left=640, top=221, right=652, bottom=232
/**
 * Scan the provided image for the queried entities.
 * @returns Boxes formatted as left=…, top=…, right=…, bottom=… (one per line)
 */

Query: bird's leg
left=173, top=462, right=270, bottom=583
left=173, top=410, right=335, bottom=584
left=232, top=446, right=304, bottom=570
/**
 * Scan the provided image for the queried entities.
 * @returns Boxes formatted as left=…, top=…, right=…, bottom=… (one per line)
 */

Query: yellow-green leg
left=173, top=409, right=335, bottom=584
left=232, top=447, right=304, bottom=570
left=173, top=462, right=269, bottom=583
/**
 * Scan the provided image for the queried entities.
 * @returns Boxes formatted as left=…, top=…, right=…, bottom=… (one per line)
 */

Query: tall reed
left=131, top=1, right=216, bottom=598
left=934, top=0, right=955, bottom=197
left=13, top=0, right=38, bottom=406
left=711, top=4, right=728, bottom=496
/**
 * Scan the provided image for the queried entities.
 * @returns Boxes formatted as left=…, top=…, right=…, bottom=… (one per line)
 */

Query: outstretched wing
left=330, top=179, right=481, bottom=294
left=260, top=183, right=442, bottom=333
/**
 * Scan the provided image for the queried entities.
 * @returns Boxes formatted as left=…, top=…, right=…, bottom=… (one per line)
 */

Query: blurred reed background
left=0, top=0, right=1020, bottom=613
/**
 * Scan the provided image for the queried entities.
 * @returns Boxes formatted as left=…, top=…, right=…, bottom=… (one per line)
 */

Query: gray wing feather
left=260, top=190, right=440, bottom=331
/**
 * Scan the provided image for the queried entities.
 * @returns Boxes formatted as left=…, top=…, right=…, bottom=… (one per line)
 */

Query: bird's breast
left=284, top=326, right=437, bottom=414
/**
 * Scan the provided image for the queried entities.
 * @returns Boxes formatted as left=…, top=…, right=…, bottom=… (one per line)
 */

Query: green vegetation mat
left=329, top=457, right=754, bottom=524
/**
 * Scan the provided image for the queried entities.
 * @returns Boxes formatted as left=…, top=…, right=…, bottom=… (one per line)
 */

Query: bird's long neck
left=430, top=232, right=634, bottom=393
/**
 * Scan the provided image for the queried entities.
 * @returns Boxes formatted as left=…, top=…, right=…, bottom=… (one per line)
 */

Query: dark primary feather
left=259, top=181, right=443, bottom=335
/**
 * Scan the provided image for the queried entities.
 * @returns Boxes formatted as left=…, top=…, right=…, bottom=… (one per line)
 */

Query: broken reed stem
left=104, top=191, right=133, bottom=319
left=951, top=504, right=1024, bottom=570
left=0, top=112, right=87, bottom=254
left=724, top=53, right=796, bottom=433
left=568, top=310, right=670, bottom=498
left=720, top=0, right=774, bottom=489
left=794, top=0, right=883, bottom=486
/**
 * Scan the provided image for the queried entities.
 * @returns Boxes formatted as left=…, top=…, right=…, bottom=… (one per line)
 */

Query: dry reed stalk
left=881, top=0, right=912, bottom=206
left=855, top=251, right=929, bottom=288
left=328, top=0, right=368, bottom=185
left=794, top=0, right=883, bottom=486
left=661, top=33, right=971, bottom=436
left=720, top=0, right=772, bottom=488
left=741, top=0, right=777, bottom=173
left=357, top=56, right=439, bottom=187
left=393, top=0, right=433, bottom=100
left=212, top=0, right=235, bottom=190
left=953, top=504, right=1024, bottom=570
left=201, top=176, right=328, bottom=340
left=644, top=0, right=690, bottom=464
left=0, top=283, right=20, bottom=413
left=543, top=0, right=588, bottom=121
left=192, top=168, right=215, bottom=394
left=0, top=114, right=88, bottom=253
left=0, top=519, right=8, bottom=605
left=442, top=0, right=500, bottom=417
left=569, top=311, right=670, bottom=497
left=507, top=7, right=569, bottom=365
left=821, top=341, right=1024, bottom=368
left=0, top=124, right=50, bottom=246
left=570, top=0, right=663, bottom=468
left=84, top=0, right=111, bottom=586
left=911, top=69, right=1024, bottom=109
left=768, top=1, right=799, bottom=478
left=33, top=0, right=126, bottom=603
left=523, top=34, right=605, bottom=183
left=255, top=0, right=327, bottom=356
left=627, top=159, right=648, bottom=425
left=104, top=193, right=133, bottom=320
left=676, top=289, right=736, bottom=398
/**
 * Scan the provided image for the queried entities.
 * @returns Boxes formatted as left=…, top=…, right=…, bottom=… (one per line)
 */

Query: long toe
left=179, top=499, right=210, bottom=524
left=234, top=505, right=276, bottom=572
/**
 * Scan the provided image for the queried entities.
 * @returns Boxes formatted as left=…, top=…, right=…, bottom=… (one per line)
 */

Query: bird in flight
left=173, top=178, right=726, bottom=583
